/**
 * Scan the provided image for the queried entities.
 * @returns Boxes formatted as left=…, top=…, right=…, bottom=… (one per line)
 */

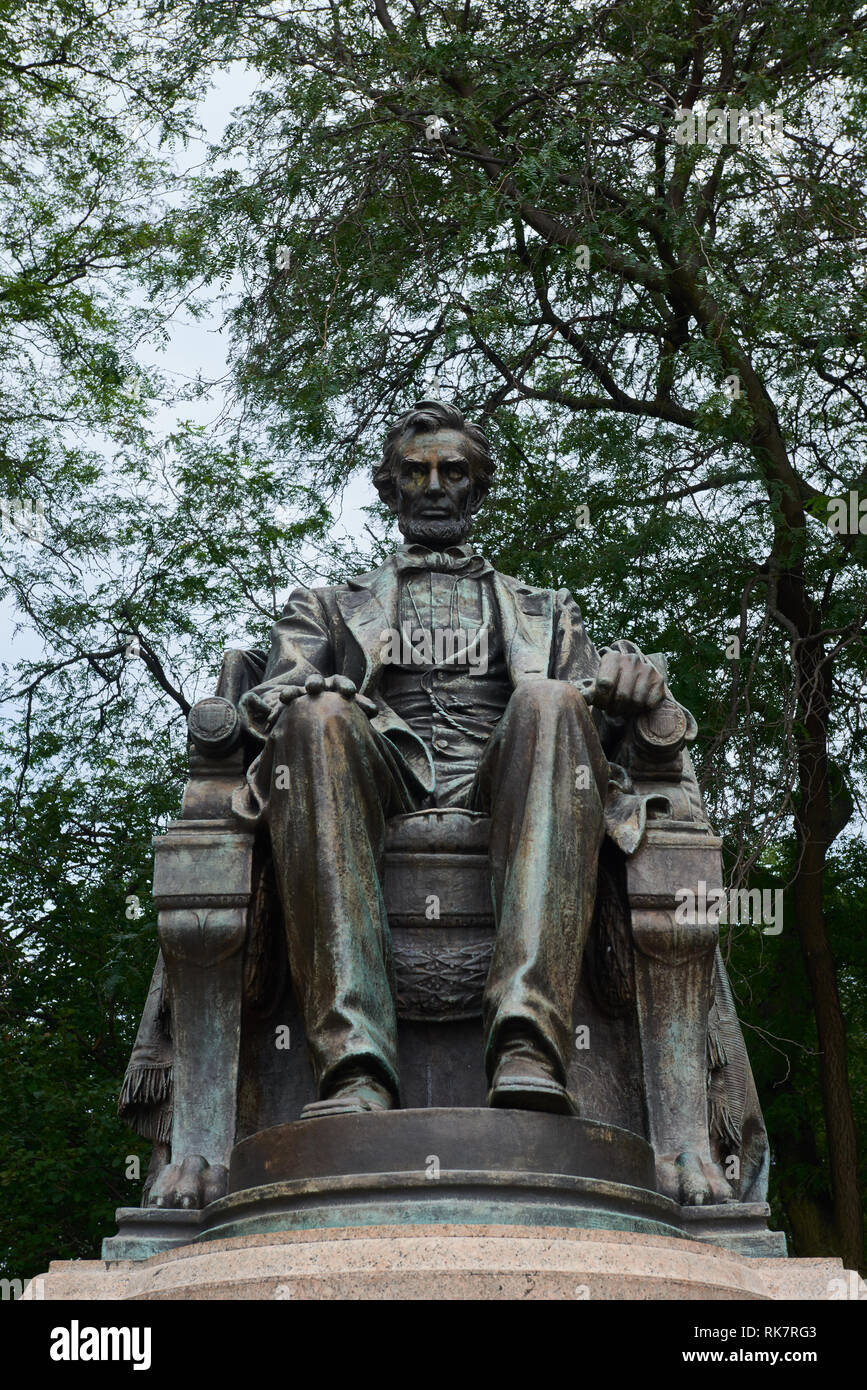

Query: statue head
left=373, top=400, right=495, bottom=546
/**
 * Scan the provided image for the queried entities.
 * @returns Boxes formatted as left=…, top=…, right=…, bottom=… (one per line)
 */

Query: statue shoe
left=487, top=1035, right=578, bottom=1117
left=300, top=1069, right=396, bottom=1120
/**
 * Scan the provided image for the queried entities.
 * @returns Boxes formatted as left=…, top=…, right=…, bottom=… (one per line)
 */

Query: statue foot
left=656, top=1150, right=734, bottom=1206
left=146, top=1154, right=229, bottom=1210
left=300, top=1071, right=395, bottom=1120
left=487, top=1035, right=578, bottom=1117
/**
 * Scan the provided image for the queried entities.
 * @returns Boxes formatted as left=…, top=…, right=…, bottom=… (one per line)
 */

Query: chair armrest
left=188, top=696, right=242, bottom=758
left=186, top=648, right=269, bottom=760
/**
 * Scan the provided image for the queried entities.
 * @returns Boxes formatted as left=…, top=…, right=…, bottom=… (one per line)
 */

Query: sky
left=0, top=60, right=375, bottom=678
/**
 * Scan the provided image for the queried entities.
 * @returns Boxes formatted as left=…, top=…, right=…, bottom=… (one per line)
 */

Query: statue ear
left=468, top=485, right=487, bottom=517
left=376, top=475, right=400, bottom=514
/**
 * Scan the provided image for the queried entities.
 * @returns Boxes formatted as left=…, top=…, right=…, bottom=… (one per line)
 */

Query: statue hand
left=281, top=674, right=378, bottom=718
left=239, top=684, right=295, bottom=736
left=585, top=648, right=665, bottom=718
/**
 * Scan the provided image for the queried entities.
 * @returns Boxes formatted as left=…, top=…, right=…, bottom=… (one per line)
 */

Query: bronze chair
left=114, top=647, right=778, bottom=1257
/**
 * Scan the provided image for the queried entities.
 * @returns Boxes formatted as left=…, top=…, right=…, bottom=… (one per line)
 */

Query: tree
left=0, top=0, right=313, bottom=1280
left=1, top=0, right=865, bottom=1278
left=0, top=428, right=330, bottom=1277
left=171, top=0, right=867, bottom=1266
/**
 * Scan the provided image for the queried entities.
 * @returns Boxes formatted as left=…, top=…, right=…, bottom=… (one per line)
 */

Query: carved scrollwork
left=394, top=940, right=493, bottom=1021
left=158, top=907, right=247, bottom=967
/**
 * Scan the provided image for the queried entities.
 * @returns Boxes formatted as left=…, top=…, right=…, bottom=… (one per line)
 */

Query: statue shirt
left=379, top=568, right=513, bottom=807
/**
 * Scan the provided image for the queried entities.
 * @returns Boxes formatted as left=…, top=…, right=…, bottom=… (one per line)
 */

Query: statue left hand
left=583, top=647, right=666, bottom=718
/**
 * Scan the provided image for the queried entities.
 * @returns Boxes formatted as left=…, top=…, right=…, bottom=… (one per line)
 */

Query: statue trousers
left=266, top=677, right=608, bottom=1099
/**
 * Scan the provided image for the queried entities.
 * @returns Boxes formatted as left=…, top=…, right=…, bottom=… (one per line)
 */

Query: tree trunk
left=775, top=1119, right=839, bottom=1258
left=789, top=631, right=863, bottom=1271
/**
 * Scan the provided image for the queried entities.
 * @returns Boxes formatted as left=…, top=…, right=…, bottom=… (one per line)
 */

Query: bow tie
left=394, top=545, right=492, bottom=577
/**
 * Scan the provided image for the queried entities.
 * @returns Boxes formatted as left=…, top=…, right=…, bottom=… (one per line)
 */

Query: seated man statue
left=232, top=399, right=668, bottom=1122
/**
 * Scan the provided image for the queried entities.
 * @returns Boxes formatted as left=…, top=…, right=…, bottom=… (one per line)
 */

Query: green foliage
left=1, top=0, right=865, bottom=1277
left=721, top=836, right=867, bottom=1255
left=0, top=754, right=172, bottom=1274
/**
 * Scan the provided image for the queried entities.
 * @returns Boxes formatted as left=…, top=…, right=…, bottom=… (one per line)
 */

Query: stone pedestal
left=32, top=1109, right=840, bottom=1300
left=102, top=1110, right=786, bottom=1260
left=25, top=1226, right=863, bottom=1301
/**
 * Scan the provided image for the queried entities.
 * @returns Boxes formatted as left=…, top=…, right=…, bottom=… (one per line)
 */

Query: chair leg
left=150, top=819, right=254, bottom=1207
left=627, top=828, right=733, bottom=1206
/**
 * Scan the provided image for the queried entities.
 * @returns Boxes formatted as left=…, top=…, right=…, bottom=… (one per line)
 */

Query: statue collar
left=393, top=543, right=492, bottom=576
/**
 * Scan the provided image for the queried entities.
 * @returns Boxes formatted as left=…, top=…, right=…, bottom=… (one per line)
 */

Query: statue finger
left=355, top=694, right=378, bottom=718
left=593, top=650, right=622, bottom=708
left=305, top=674, right=326, bottom=696
left=331, top=675, right=357, bottom=698
left=615, top=653, right=654, bottom=711
left=241, top=690, right=269, bottom=716
left=630, top=664, right=655, bottom=709
left=278, top=685, right=305, bottom=705
left=645, top=671, right=666, bottom=708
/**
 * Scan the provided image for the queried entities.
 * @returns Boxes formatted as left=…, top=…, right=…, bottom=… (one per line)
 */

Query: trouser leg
left=473, top=678, right=609, bottom=1081
left=267, top=693, right=413, bottom=1099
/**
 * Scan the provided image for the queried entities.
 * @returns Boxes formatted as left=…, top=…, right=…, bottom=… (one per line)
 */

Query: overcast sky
left=1, top=62, right=377, bottom=677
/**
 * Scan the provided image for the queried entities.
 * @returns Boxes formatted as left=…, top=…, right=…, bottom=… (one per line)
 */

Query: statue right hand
left=238, top=685, right=288, bottom=737
left=245, top=676, right=378, bottom=738
left=275, top=675, right=378, bottom=720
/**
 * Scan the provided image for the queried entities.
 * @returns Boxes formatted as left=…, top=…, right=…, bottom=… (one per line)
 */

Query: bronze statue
left=115, top=400, right=773, bottom=1242
left=234, top=401, right=666, bottom=1120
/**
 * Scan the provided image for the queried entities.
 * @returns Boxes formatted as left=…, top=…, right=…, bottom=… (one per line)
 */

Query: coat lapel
left=337, top=558, right=556, bottom=691
left=492, top=573, right=555, bottom=683
left=336, top=559, right=400, bottom=693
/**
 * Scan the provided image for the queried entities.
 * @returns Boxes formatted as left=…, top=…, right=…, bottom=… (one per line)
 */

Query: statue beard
left=398, top=513, right=472, bottom=548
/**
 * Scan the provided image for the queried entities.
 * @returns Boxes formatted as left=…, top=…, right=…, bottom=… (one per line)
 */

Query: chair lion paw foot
left=146, top=1154, right=229, bottom=1209
left=656, top=1150, right=734, bottom=1205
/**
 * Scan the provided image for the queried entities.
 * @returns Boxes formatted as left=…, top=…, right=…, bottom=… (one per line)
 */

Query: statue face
left=394, top=428, right=482, bottom=545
